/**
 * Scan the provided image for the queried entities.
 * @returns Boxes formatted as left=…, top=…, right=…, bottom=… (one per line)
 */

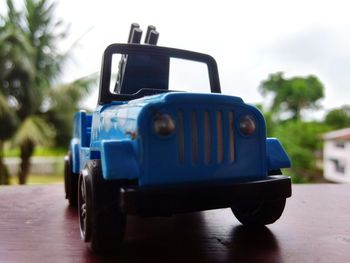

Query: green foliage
left=0, top=0, right=65, bottom=184
left=259, top=72, right=329, bottom=183
left=25, top=0, right=68, bottom=106
left=4, top=146, right=66, bottom=157
left=324, top=105, right=350, bottom=129
left=0, top=94, right=18, bottom=140
left=33, top=147, right=66, bottom=156
left=259, top=72, right=324, bottom=120
left=272, top=120, right=330, bottom=183
left=0, top=0, right=94, bottom=184
left=45, top=75, right=96, bottom=147
left=0, top=2, right=36, bottom=119
left=12, top=116, right=55, bottom=147
left=1, top=0, right=68, bottom=120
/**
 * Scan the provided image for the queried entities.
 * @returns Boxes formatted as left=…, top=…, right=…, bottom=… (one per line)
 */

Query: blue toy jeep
left=64, top=24, right=291, bottom=252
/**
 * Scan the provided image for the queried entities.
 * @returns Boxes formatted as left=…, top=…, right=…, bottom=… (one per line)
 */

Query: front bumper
left=119, top=175, right=292, bottom=216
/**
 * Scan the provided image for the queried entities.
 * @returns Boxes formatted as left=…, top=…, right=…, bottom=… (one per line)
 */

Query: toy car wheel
left=231, top=198, right=286, bottom=226
left=78, top=160, right=126, bottom=252
left=64, top=152, right=78, bottom=207
left=78, top=168, right=92, bottom=242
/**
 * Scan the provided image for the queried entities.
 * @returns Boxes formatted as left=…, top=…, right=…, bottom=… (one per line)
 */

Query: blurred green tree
left=0, top=94, right=18, bottom=184
left=0, top=0, right=32, bottom=184
left=259, top=72, right=325, bottom=120
left=45, top=76, right=96, bottom=148
left=259, top=72, right=328, bottom=183
left=324, top=106, right=350, bottom=129
left=273, top=120, right=330, bottom=182
left=0, top=0, right=94, bottom=184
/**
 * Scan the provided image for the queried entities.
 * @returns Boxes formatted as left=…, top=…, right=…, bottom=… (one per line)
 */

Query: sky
left=5, top=0, right=350, bottom=115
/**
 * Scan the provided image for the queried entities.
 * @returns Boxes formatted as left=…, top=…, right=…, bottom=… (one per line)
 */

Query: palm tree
left=0, top=94, right=18, bottom=184
left=1, top=0, right=94, bottom=184
left=0, top=0, right=34, bottom=184
left=0, top=0, right=63, bottom=184
left=12, top=116, right=54, bottom=184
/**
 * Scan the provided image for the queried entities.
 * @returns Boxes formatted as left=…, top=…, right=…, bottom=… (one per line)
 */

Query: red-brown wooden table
left=0, top=184, right=349, bottom=263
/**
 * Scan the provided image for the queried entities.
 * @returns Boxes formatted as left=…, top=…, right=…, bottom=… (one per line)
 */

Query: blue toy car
left=64, top=24, right=291, bottom=252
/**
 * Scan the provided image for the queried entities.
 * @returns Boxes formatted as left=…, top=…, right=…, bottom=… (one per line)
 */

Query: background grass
left=9, top=174, right=63, bottom=185
left=4, top=146, right=66, bottom=157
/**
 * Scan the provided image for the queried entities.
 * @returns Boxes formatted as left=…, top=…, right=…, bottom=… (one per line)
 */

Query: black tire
left=78, top=160, right=126, bottom=253
left=64, top=152, right=78, bottom=207
left=231, top=198, right=286, bottom=226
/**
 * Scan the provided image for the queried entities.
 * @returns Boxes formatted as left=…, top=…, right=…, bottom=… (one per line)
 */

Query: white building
left=323, top=128, right=350, bottom=183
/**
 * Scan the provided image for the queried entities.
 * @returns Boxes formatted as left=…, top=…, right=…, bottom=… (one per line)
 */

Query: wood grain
left=0, top=184, right=350, bottom=263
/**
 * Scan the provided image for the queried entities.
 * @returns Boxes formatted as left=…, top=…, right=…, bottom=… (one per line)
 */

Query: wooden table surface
left=0, top=184, right=349, bottom=263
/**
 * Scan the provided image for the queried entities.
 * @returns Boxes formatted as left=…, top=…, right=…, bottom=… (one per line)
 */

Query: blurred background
left=1, top=0, right=350, bottom=185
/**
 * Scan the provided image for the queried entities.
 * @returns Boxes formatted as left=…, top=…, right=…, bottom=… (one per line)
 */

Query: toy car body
left=64, top=24, right=291, bottom=252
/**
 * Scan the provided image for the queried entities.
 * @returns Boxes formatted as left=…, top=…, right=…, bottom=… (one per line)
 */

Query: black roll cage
left=98, top=44, right=221, bottom=105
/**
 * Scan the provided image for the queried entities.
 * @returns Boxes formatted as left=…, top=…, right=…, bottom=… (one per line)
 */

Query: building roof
left=323, top=127, right=350, bottom=140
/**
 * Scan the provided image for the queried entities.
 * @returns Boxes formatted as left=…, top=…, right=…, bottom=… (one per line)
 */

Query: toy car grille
left=177, top=109, right=234, bottom=165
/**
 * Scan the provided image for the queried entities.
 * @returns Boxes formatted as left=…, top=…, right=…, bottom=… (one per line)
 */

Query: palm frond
left=12, top=115, right=54, bottom=147
left=0, top=24, right=36, bottom=79
left=48, top=73, right=98, bottom=111
left=25, top=0, right=68, bottom=83
left=5, top=0, right=20, bottom=24
left=0, top=94, right=19, bottom=140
